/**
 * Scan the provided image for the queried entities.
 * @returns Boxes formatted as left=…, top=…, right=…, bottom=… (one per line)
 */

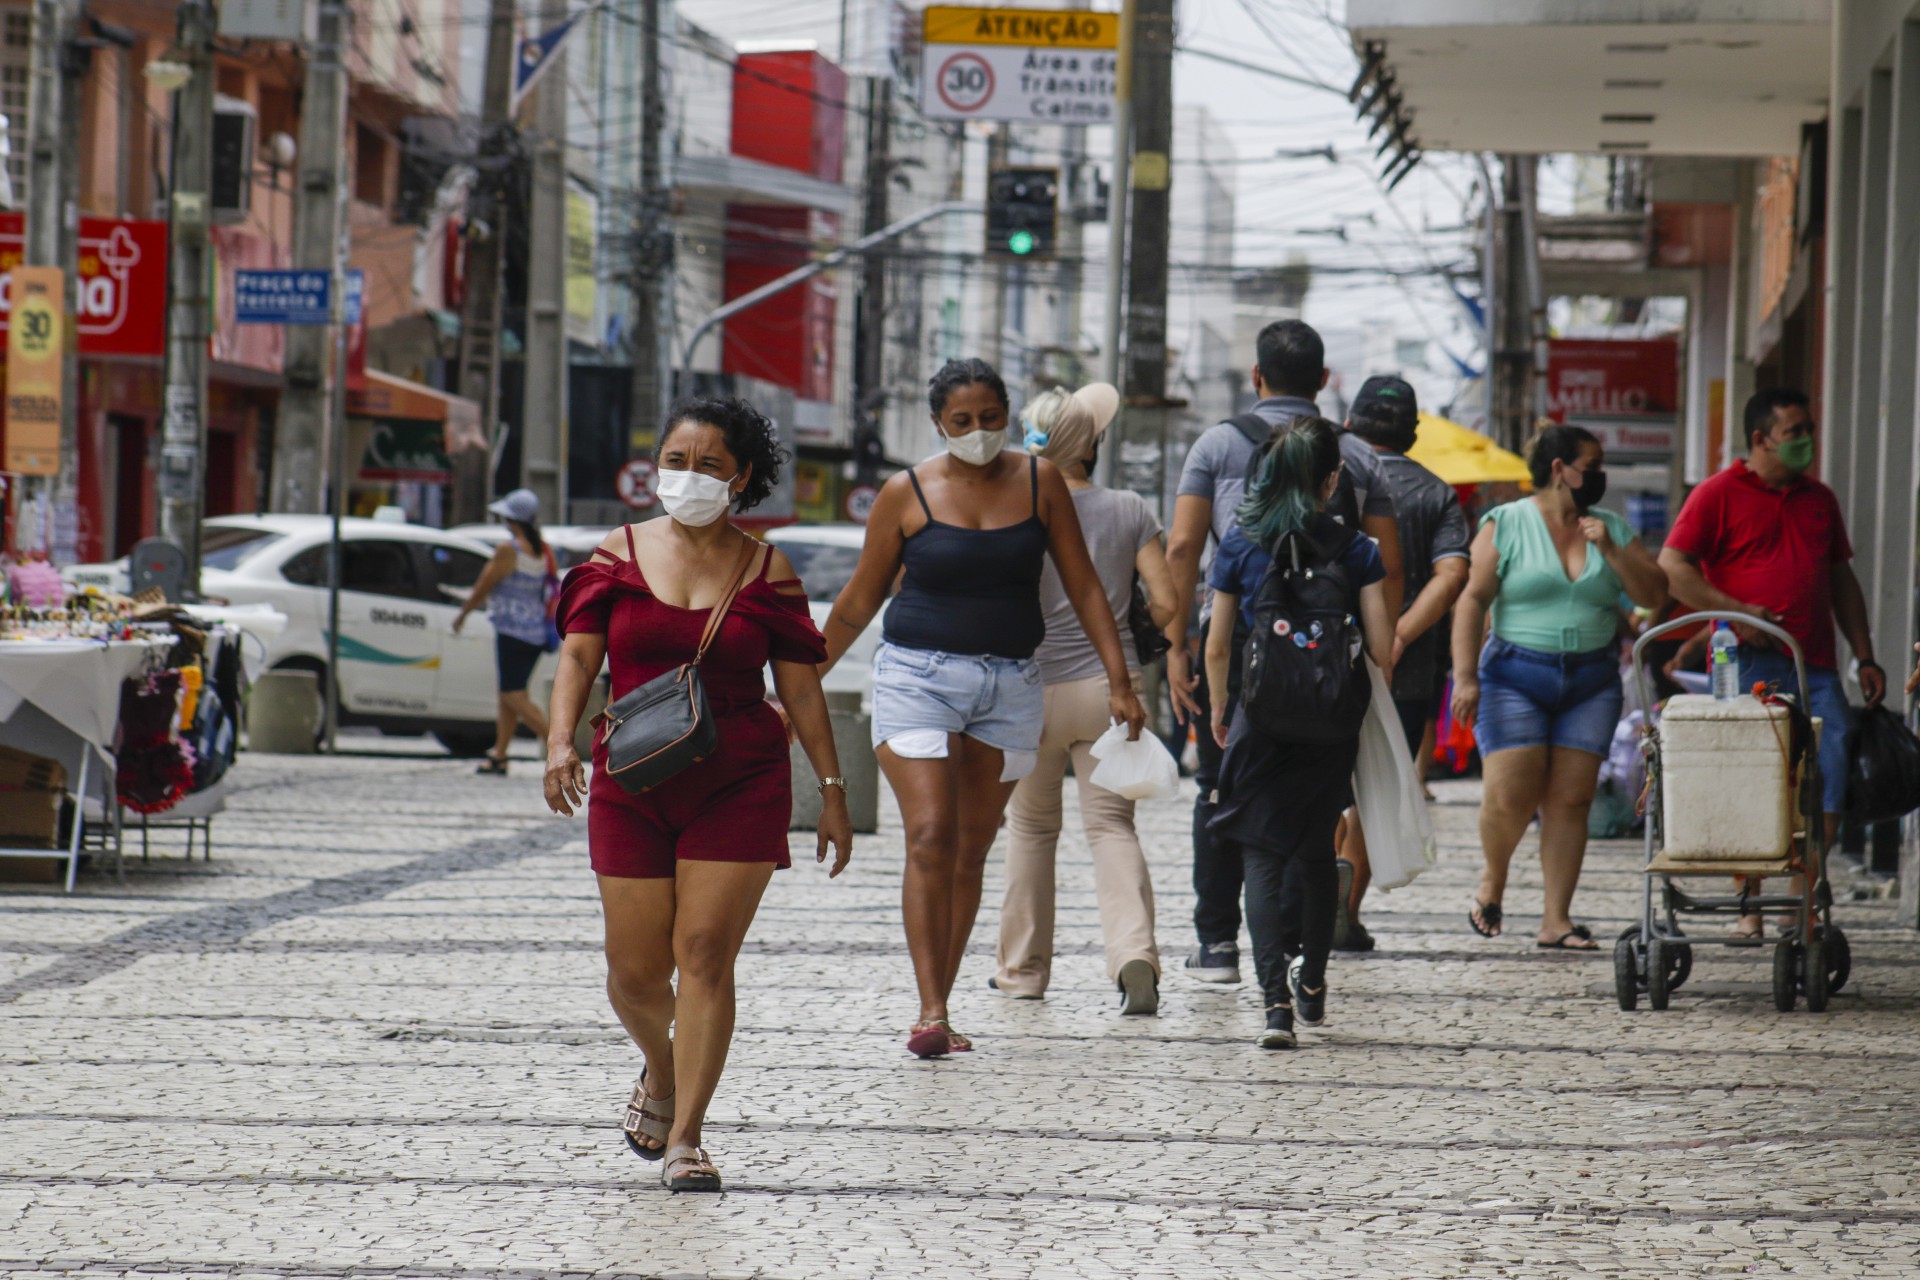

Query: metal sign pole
left=325, top=293, right=345, bottom=754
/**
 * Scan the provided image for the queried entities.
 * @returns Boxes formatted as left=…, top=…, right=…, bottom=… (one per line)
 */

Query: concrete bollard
left=246, top=669, right=320, bottom=754
left=790, top=688, right=879, bottom=833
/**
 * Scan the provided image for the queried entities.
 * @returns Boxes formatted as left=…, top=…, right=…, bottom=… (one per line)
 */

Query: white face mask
left=942, top=424, right=1007, bottom=467
left=655, top=468, right=737, bottom=527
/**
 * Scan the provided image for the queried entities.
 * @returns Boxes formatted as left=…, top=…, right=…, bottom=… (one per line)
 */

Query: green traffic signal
left=1007, top=230, right=1035, bottom=256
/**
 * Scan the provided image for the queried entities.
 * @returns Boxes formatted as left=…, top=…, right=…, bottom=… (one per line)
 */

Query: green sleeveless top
left=1483, top=499, right=1635, bottom=654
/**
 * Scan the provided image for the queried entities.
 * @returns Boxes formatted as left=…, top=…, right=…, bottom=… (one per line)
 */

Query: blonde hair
left=1022, top=387, right=1072, bottom=454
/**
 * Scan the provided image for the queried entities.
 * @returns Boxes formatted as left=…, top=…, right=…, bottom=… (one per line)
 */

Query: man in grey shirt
left=1163, top=319, right=1404, bottom=983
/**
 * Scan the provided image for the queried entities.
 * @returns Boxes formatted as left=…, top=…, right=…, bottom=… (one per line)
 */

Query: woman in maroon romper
left=545, top=397, right=853, bottom=1193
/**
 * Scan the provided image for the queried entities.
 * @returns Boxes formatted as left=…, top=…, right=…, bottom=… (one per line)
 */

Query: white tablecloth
left=0, top=636, right=170, bottom=751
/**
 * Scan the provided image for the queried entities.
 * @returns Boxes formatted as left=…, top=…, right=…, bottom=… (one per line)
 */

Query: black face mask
left=1571, top=466, right=1607, bottom=513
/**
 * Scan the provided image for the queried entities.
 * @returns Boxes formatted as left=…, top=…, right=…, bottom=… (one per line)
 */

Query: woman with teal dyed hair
left=1202, top=416, right=1395, bottom=1049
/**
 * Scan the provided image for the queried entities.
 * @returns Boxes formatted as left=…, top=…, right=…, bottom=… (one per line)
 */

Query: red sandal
left=906, top=1020, right=952, bottom=1058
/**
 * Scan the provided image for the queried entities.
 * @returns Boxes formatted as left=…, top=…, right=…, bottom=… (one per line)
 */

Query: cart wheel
left=1804, top=935, right=1830, bottom=1013
left=1646, top=937, right=1671, bottom=1010
left=1822, top=925, right=1851, bottom=995
left=1669, top=941, right=1694, bottom=992
left=1612, top=932, right=1640, bottom=1011
left=1771, top=939, right=1799, bottom=1013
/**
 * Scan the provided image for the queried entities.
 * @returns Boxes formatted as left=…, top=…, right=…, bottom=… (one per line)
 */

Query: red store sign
left=0, top=213, right=168, bottom=358
left=1547, top=338, right=1679, bottom=420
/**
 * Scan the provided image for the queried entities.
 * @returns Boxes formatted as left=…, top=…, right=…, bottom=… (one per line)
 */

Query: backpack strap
left=1225, top=413, right=1271, bottom=447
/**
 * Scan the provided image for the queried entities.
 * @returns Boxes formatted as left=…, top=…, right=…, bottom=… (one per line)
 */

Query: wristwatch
left=817, top=776, right=848, bottom=795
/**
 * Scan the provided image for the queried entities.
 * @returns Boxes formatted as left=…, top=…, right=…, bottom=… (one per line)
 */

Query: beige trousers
left=996, top=672, right=1160, bottom=995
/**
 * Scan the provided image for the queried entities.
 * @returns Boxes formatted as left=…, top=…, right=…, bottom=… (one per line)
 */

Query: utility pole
left=157, top=0, right=216, bottom=588
left=523, top=0, right=570, bottom=520
left=853, top=76, right=892, bottom=453
left=987, top=125, right=1009, bottom=370
left=22, top=0, right=79, bottom=561
left=272, top=0, right=348, bottom=515
left=454, top=0, right=516, bottom=524
left=1097, top=0, right=1135, bottom=487
left=1487, top=154, right=1542, bottom=454
left=627, top=0, right=668, bottom=451
left=1119, top=0, right=1172, bottom=501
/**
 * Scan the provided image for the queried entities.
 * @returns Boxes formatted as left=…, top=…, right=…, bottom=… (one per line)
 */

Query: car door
left=419, top=540, right=499, bottom=721
left=332, top=538, right=441, bottom=719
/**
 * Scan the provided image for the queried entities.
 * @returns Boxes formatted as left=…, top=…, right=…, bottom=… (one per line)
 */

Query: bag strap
left=1225, top=413, right=1271, bottom=447
left=691, top=538, right=759, bottom=666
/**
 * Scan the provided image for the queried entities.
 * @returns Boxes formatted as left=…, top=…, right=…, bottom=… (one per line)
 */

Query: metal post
left=1120, top=0, right=1172, bottom=501
left=157, top=0, right=215, bottom=590
left=1097, top=0, right=1135, bottom=486
left=524, top=0, right=571, bottom=519
left=854, top=76, right=892, bottom=435
left=454, top=0, right=517, bottom=525
left=628, top=0, right=668, bottom=447
left=272, top=0, right=347, bottom=515
left=22, top=0, right=80, bottom=561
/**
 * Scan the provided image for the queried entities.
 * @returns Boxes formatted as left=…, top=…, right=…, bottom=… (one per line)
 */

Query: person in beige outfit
left=993, top=382, right=1177, bottom=1014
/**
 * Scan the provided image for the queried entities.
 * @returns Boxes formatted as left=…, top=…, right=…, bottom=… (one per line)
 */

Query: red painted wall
left=731, top=50, right=846, bottom=183
left=722, top=205, right=838, bottom=402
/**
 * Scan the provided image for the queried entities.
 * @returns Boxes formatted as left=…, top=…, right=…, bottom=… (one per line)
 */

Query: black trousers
left=1192, top=615, right=1271, bottom=947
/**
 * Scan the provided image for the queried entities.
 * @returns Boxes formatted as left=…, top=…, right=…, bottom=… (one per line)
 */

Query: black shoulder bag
left=595, top=540, right=757, bottom=794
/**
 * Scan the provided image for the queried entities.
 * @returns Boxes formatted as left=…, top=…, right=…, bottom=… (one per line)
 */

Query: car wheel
left=434, top=727, right=497, bottom=758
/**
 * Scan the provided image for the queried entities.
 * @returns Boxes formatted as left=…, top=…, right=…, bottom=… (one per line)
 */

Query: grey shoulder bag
left=595, top=539, right=757, bottom=794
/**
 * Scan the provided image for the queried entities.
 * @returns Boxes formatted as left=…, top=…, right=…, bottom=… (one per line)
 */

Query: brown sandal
left=661, top=1143, right=722, bottom=1192
left=621, top=1069, right=673, bottom=1161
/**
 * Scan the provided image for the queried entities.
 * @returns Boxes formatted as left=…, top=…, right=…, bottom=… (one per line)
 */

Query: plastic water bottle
left=1710, top=623, right=1740, bottom=700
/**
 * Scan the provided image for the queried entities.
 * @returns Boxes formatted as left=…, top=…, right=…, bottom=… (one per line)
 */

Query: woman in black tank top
left=823, top=359, right=1147, bottom=1059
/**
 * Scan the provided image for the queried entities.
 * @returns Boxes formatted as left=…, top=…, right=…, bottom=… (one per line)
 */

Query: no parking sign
left=617, top=458, right=658, bottom=510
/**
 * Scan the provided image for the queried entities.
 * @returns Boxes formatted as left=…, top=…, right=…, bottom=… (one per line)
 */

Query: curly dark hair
left=927, top=357, right=1009, bottom=418
left=656, top=395, right=789, bottom=512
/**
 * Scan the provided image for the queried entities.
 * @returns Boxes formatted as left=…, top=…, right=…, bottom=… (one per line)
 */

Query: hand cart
left=1616, top=611, right=1849, bottom=1013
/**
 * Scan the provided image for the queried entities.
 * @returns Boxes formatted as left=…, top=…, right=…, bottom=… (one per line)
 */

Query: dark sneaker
left=1332, top=859, right=1356, bottom=949
left=1288, top=954, right=1326, bottom=1027
left=1116, top=959, right=1159, bottom=1015
left=1258, top=1004, right=1296, bottom=1049
left=1332, top=919, right=1376, bottom=953
left=1183, top=942, right=1240, bottom=983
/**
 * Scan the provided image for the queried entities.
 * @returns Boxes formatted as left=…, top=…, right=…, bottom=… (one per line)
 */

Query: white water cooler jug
left=1658, top=694, right=1817, bottom=860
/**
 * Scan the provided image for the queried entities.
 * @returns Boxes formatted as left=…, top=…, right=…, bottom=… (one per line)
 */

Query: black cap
left=1350, top=375, right=1418, bottom=434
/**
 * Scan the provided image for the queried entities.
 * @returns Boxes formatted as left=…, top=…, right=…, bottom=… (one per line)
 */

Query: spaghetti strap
left=1028, top=454, right=1039, bottom=514
left=755, top=541, right=774, bottom=582
left=622, top=522, right=638, bottom=564
left=905, top=467, right=935, bottom=520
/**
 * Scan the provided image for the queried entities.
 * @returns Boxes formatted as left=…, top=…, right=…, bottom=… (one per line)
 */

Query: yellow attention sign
left=923, top=5, right=1118, bottom=50
left=5, top=266, right=63, bottom=477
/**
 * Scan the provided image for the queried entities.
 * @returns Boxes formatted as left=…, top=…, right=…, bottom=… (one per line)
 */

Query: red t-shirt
left=1664, top=459, right=1853, bottom=670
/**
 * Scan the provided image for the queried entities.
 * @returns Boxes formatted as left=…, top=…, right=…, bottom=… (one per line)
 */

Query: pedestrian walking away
left=1203, top=417, right=1396, bottom=1049
left=994, top=381, right=1175, bottom=1015
left=1164, top=319, right=1404, bottom=984
left=1335, top=377, right=1470, bottom=951
left=1657, top=386, right=1883, bottom=940
left=822, top=358, right=1147, bottom=1058
left=1451, top=425, right=1668, bottom=950
left=453, top=488, right=558, bottom=774
left=543, top=396, right=854, bottom=1193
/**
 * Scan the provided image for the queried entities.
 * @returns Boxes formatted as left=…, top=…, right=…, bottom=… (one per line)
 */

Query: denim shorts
left=871, top=642, right=1046, bottom=760
left=1738, top=647, right=1854, bottom=816
left=1474, top=635, right=1623, bottom=758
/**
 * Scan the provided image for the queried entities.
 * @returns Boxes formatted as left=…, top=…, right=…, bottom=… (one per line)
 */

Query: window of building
left=354, top=123, right=388, bottom=207
left=0, top=10, right=31, bottom=207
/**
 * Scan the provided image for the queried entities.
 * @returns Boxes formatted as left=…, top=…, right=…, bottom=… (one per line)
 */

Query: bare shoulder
left=763, top=545, right=808, bottom=596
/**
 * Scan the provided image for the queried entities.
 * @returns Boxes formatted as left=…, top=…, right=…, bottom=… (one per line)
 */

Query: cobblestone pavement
left=4, top=741, right=1919, bottom=1279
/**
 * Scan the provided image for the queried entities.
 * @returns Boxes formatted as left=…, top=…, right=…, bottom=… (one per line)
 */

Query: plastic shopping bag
left=1088, top=722, right=1181, bottom=801
left=1351, top=659, right=1438, bottom=891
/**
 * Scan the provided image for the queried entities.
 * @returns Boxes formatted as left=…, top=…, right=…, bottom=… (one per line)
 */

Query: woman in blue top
left=1203, top=418, right=1395, bottom=1049
left=1449, top=426, right=1668, bottom=948
left=453, top=488, right=558, bottom=775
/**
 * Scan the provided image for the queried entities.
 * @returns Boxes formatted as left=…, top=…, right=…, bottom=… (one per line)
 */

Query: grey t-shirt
left=1374, top=448, right=1470, bottom=700
left=1034, top=485, right=1163, bottom=685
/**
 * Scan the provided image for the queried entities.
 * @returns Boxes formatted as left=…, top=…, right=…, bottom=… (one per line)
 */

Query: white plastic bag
left=1352, top=659, right=1438, bottom=890
left=1088, top=722, right=1181, bottom=801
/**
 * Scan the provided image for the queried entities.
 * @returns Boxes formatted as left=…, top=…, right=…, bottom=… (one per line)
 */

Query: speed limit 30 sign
left=921, top=6, right=1118, bottom=124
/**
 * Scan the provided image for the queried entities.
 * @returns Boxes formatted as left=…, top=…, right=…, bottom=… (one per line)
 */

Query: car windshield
left=776, top=541, right=862, bottom=603
left=201, top=527, right=284, bottom=571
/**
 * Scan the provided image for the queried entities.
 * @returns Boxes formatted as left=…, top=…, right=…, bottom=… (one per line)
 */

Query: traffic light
left=986, top=166, right=1059, bottom=261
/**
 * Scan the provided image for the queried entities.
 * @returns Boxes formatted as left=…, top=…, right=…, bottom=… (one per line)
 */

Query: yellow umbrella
left=1405, top=413, right=1532, bottom=488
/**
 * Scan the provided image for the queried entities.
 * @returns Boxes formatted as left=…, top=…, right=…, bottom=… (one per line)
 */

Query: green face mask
left=1776, top=434, right=1816, bottom=474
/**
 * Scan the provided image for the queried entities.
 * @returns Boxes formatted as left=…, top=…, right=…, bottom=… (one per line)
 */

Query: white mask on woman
left=942, top=425, right=1007, bottom=467
left=656, top=468, right=737, bottom=527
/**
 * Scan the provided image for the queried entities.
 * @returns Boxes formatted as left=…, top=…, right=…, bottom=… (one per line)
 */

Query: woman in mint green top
left=1449, top=427, right=1668, bottom=950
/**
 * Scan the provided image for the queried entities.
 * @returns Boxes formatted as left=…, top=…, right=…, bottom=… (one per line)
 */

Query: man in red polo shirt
left=1659, top=387, right=1883, bottom=909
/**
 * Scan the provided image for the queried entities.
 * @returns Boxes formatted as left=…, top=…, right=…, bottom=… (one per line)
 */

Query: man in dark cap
left=1335, top=376, right=1471, bottom=949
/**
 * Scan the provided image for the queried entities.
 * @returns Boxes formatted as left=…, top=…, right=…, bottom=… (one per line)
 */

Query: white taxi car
left=63, top=515, right=539, bottom=754
left=763, top=522, right=885, bottom=707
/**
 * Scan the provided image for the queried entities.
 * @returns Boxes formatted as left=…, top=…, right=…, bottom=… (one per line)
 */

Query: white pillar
left=1821, top=103, right=1862, bottom=499
left=1847, top=69, right=1893, bottom=532
left=1872, top=23, right=1920, bottom=667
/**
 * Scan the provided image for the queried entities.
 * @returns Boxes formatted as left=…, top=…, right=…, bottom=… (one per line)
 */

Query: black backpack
left=1239, top=524, right=1372, bottom=744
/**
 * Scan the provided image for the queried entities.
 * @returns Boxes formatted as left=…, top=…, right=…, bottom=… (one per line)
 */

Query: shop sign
left=5, top=266, right=63, bottom=476
left=921, top=5, right=1118, bottom=123
left=1547, top=339, right=1679, bottom=420
left=0, top=214, right=168, bottom=358
left=359, top=418, right=451, bottom=484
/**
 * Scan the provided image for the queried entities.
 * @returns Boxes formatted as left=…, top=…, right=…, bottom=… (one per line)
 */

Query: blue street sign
left=344, top=270, right=364, bottom=326
left=234, top=269, right=331, bottom=324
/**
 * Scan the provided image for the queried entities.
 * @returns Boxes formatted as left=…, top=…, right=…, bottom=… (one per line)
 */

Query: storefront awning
left=346, top=369, right=486, bottom=452
left=346, top=370, right=486, bottom=486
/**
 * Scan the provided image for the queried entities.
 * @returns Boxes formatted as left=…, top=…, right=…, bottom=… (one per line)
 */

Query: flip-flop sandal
left=1537, top=925, right=1597, bottom=951
left=1469, top=901, right=1504, bottom=938
left=906, top=1020, right=952, bottom=1058
left=621, top=1068, right=674, bottom=1161
left=661, top=1144, right=722, bottom=1193
left=947, top=1028, right=973, bottom=1052
left=475, top=754, right=508, bottom=776
left=1727, top=923, right=1766, bottom=946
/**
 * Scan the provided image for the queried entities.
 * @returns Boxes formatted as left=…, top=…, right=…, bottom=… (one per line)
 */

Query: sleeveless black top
left=882, top=455, right=1050, bottom=659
